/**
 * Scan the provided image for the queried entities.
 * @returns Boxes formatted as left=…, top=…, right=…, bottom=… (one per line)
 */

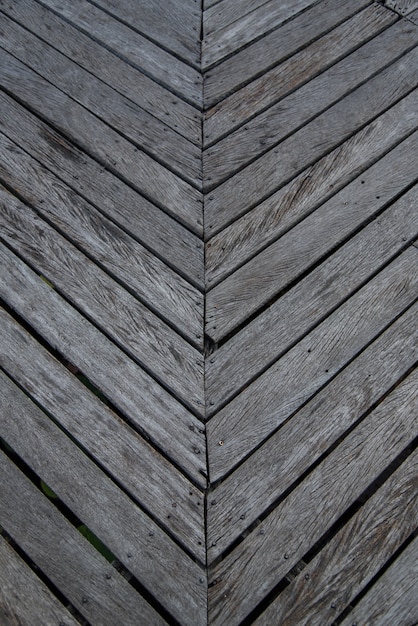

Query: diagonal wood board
left=0, top=0, right=417, bottom=624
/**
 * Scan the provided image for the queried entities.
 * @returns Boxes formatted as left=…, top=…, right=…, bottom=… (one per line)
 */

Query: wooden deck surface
left=0, top=0, right=417, bottom=624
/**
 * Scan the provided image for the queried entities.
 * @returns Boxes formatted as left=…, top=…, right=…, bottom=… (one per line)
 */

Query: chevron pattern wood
left=0, top=1, right=417, bottom=624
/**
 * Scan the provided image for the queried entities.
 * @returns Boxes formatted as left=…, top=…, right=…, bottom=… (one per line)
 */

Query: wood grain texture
left=204, top=4, right=399, bottom=178
left=206, top=131, right=418, bottom=342
left=0, top=452, right=166, bottom=626
left=0, top=244, right=206, bottom=486
left=0, top=189, right=205, bottom=412
left=254, top=450, right=418, bottom=625
left=0, top=310, right=206, bottom=560
left=207, top=302, right=418, bottom=557
left=339, top=537, right=418, bottom=626
left=0, top=536, right=79, bottom=626
left=0, top=371, right=207, bottom=626
left=0, top=132, right=203, bottom=344
left=204, top=43, right=418, bottom=235
left=207, top=249, right=418, bottom=482
left=37, top=0, right=203, bottom=106
left=386, top=0, right=418, bottom=15
left=1, top=0, right=200, bottom=143
left=203, top=0, right=369, bottom=107
left=0, top=91, right=204, bottom=287
left=206, top=89, right=418, bottom=286
left=407, top=8, right=418, bottom=23
left=0, top=48, right=203, bottom=234
left=203, top=0, right=271, bottom=38
left=208, top=369, right=418, bottom=624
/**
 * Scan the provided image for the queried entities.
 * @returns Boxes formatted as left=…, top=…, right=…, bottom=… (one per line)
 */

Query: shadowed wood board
left=0, top=0, right=417, bottom=624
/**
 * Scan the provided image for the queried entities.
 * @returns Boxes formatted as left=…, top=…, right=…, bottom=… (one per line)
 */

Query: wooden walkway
left=0, top=0, right=417, bottom=624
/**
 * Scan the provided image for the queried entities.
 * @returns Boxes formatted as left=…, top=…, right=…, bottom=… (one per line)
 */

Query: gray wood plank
left=0, top=536, right=80, bottom=626
left=408, top=8, right=418, bottom=23
left=92, top=0, right=201, bottom=66
left=206, top=130, right=418, bottom=343
left=0, top=132, right=203, bottom=345
left=0, top=244, right=206, bottom=486
left=0, top=48, right=203, bottom=234
left=203, top=0, right=369, bottom=107
left=206, top=180, right=418, bottom=409
left=254, top=451, right=418, bottom=626
left=0, top=91, right=204, bottom=287
left=340, top=537, right=418, bottom=626
left=38, top=0, right=203, bottom=106
left=206, top=89, right=418, bottom=287
left=0, top=13, right=202, bottom=187
left=207, top=302, right=418, bottom=558
left=208, top=369, right=418, bottom=624
left=386, top=0, right=418, bottom=15
left=0, top=310, right=206, bottom=560
left=204, top=3, right=399, bottom=175
left=203, top=0, right=271, bottom=39
left=2, top=0, right=200, bottom=143
left=0, top=372, right=207, bottom=626
left=0, top=189, right=205, bottom=412
left=0, top=452, right=166, bottom=626
left=204, top=42, right=418, bottom=232
left=202, top=0, right=319, bottom=69
left=207, top=249, right=418, bottom=482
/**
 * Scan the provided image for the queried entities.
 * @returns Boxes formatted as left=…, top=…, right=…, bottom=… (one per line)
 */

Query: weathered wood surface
left=386, top=0, right=418, bottom=15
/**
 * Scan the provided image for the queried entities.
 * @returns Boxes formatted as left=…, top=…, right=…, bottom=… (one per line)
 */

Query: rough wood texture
left=386, top=0, right=418, bottom=15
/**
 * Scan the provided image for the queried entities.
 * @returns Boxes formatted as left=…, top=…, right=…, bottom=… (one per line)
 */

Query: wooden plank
left=0, top=452, right=166, bottom=626
left=1, top=0, right=200, bottom=143
left=203, top=0, right=271, bottom=39
left=386, top=0, right=418, bottom=15
left=204, top=45, right=418, bottom=235
left=254, top=451, right=418, bottom=625
left=0, top=48, right=203, bottom=234
left=207, top=248, right=418, bottom=482
left=0, top=244, right=206, bottom=487
left=408, top=8, right=418, bottom=23
left=202, top=0, right=320, bottom=69
left=208, top=369, right=418, bottom=624
left=340, top=537, right=418, bottom=626
left=203, top=0, right=369, bottom=107
left=92, top=0, right=201, bottom=66
left=0, top=372, right=207, bottom=626
left=204, top=4, right=399, bottom=174
left=39, top=0, right=203, bottom=106
left=0, top=132, right=203, bottom=345
left=206, top=180, right=418, bottom=410
left=206, top=90, right=418, bottom=287
left=0, top=14, right=202, bottom=188
left=0, top=536, right=80, bottom=626
left=206, top=131, right=418, bottom=342
left=0, top=190, right=205, bottom=412
left=207, top=302, right=418, bottom=558
left=0, top=310, right=206, bottom=560
left=0, top=91, right=204, bottom=287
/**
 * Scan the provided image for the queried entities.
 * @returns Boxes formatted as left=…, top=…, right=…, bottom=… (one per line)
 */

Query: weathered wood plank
left=203, top=0, right=271, bottom=39
left=1, top=0, right=200, bottom=143
left=208, top=369, right=418, bottom=624
left=202, top=0, right=319, bottom=69
left=0, top=244, right=206, bottom=486
left=38, top=0, right=203, bottom=106
left=0, top=536, right=80, bottom=626
left=0, top=310, right=206, bottom=559
left=0, top=91, right=204, bottom=287
left=204, top=4, right=399, bottom=176
left=0, top=13, right=202, bottom=187
left=206, top=180, right=418, bottom=410
left=407, top=8, right=418, bottom=23
left=0, top=372, right=207, bottom=626
left=0, top=48, right=203, bottom=234
left=92, top=0, right=201, bottom=66
left=340, top=537, right=418, bottom=626
left=254, top=451, right=418, bottom=625
left=206, top=90, right=418, bottom=286
left=206, top=131, right=418, bottom=343
left=207, top=302, right=418, bottom=557
left=0, top=190, right=205, bottom=412
left=203, top=0, right=369, bottom=107
left=0, top=132, right=203, bottom=344
left=386, top=0, right=418, bottom=15
left=0, top=452, right=166, bottom=626
left=207, top=249, right=418, bottom=482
